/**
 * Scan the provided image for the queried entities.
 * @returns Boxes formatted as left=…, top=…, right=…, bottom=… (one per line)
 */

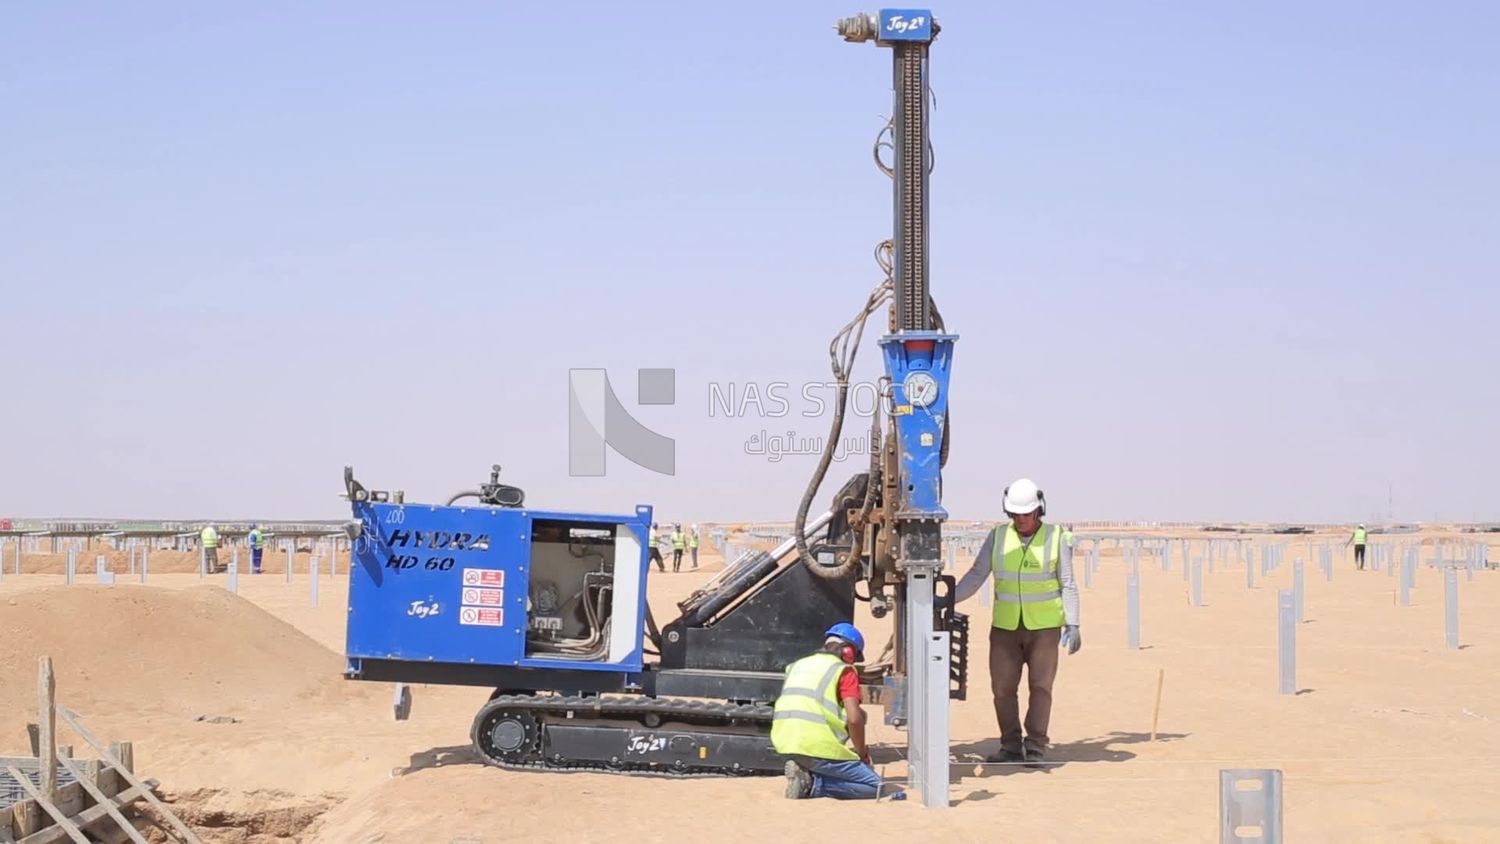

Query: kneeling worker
left=773, top=623, right=899, bottom=800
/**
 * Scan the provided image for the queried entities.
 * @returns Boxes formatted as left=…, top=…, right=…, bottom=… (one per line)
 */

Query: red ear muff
left=841, top=645, right=857, bottom=664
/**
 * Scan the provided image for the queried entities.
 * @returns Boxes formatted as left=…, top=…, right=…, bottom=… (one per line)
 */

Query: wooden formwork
left=0, top=749, right=154, bottom=843
left=0, top=658, right=200, bottom=844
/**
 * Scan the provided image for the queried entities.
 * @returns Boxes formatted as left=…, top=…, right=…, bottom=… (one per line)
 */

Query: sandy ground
left=3, top=532, right=1498, bottom=842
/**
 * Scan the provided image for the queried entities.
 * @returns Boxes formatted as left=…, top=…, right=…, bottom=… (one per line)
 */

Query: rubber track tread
left=473, top=695, right=775, bottom=778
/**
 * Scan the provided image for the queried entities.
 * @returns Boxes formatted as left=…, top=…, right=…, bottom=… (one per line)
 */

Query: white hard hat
left=1003, top=478, right=1046, bottom=516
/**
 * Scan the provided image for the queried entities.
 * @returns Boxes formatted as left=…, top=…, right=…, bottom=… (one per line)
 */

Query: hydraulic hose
left=793, top=279, right=890, bottom=580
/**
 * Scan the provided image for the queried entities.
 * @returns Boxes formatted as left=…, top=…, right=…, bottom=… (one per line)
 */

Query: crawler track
left=471, top=694, right=776, bottom=778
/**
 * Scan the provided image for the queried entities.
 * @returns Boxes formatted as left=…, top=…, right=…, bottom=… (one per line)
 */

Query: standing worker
left=647, top=523, right=666, bottom=573
left=1347, top=523, right=1368, bottom=570
left=248, top=524, right=266, bottom=575
left=689, top=523, right=700, bottom=570
left=774, top=623, right=901, bottom=801
left=200, top=524, right=220, bottom=574
left=954, top=478, right=1081, bottom=767
left=670, top=523, right=686, bottom=573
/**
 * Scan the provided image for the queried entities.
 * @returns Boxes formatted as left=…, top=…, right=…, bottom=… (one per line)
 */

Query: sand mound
left=0, top=585, right=345, bottom=740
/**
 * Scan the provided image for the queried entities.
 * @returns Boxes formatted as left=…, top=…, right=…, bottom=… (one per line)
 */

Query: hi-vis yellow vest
left=771, top=652, right=858, bottom=761
left=249, top=528, right=265, bottom=550
left=200, top=527, right=218, bottom=549
left=990, top=523, right=1065, bottom=630
left=671, top=531, right=685, bottom=550
left=1353, top=528, right=1367, bottom=545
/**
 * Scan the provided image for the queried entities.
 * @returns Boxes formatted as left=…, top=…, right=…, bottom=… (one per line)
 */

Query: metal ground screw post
left=1277, top=590, right=1296, bottom=694
left=1444, top=567, right=1459, bottom=649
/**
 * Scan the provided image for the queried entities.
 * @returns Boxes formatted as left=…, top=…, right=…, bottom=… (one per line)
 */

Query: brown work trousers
left=989, top=625, right=1061, bottom=755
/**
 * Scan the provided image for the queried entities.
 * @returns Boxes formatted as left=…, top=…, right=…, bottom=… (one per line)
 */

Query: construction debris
left=0, top=658, right=200, bottom=844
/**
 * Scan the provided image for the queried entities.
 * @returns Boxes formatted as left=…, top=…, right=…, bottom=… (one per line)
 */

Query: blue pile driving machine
left=343, top=8, right=968, bottom=782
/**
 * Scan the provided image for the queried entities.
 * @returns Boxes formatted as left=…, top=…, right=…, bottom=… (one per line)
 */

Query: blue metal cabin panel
left=347, top=503, right=530, bottom=665
left=346, top=502, right=654, bottom=674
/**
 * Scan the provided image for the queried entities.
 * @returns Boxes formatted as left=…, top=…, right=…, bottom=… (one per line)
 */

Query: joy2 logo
left=884, top=14, right=927, bottom=33
left=407, top=599, right=442, bottom=618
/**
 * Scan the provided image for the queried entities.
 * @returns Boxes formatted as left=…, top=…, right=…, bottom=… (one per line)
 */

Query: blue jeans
left=802, top=759, right=886, bottom=800
left=251, top=549, right=263, bottom=572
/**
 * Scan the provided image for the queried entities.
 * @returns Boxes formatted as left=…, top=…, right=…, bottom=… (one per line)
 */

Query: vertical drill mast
left=892, top=36, right=932, bottom=331
left=839, top=9, right=953, bottom=810
left=839, top=10, right=935, bottom=331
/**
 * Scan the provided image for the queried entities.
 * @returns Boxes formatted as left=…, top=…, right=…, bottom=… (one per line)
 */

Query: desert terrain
left=3, top=528, right=1497, bottom=842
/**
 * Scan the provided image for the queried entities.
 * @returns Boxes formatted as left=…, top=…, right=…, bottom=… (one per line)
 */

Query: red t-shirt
left=836, top=666, right=860, bottom=703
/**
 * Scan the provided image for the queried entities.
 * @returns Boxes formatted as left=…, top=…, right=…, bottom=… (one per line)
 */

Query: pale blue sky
left=2, top=2, right=1497, bottom=524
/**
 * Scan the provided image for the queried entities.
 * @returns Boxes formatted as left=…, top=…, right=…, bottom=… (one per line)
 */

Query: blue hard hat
left=824, top=622, right=865, bottom=655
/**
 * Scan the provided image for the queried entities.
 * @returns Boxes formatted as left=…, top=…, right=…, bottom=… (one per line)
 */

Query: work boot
left=1022, top=748, right=1048, bottom=769
left=984, top=749, right=1024, bottom=764
left=783, top=760, right=812, bottom=799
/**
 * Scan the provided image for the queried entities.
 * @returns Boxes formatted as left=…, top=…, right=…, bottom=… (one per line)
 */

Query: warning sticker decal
left=461, top=587, right=504, bottom=606
left=459, top=607, right=505, bottom=627
left=461, top=569, right=505, bottom=588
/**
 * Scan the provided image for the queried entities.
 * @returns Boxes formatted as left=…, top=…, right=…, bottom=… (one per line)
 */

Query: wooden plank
left=17, top=779, right=158, bottom=844
left=55, top=757, right=147, bottom=844
left=55, top=709, right=202, bottom=844
left=9, top=799, right=34, bottom=842
left=2, top=768, right=87, bottom=844
left=0, top=758, right=45, bottom=768
left=107, top=744, right=132, bottom=776
left=77, top=762, right=101, bottom=798
left=13, top=797, right=41, bottom=838
left=25, top=726, right=38, bottom=758
left=37, top=661, right=55, bottom=809
left=96, top=767, right=120, bottom=801
left=49, top=784, right=82, bottom=823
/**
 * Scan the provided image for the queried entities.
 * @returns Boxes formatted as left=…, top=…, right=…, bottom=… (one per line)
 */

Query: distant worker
left=689, top=523, right=700, bottom=570
left=955, top=478, right=1081, bottom=768
left=248, top=524, right=266, bottom=575
left=648, top=523, right=665, bottom=573
left=1347, top=523, right=1368, bottom=571
left=774, top=623, right=900, bottom=801
left=200, top=524, right=220, bottom=574
left=671, top=523, right=686, bottom=573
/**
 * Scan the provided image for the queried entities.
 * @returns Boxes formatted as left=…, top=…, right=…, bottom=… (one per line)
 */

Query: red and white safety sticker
left=459, top=607, right=505, bottom=627
left=461, top=568, right=505, bottom=587
left=461, top=587, right=504, bottom=606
